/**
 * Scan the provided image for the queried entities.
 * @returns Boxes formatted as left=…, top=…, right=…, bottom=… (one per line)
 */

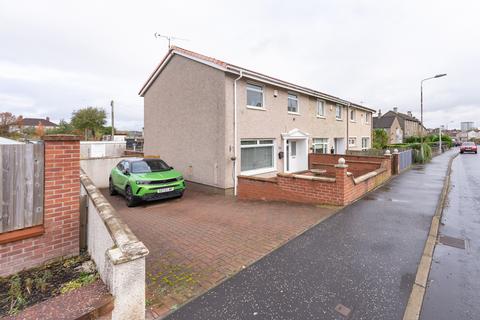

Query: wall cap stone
left=80, top=170, right=149, bottom=264
left=43, top=134, right=80, bottom=141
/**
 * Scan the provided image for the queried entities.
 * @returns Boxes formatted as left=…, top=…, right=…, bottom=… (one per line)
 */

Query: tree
left=35, top=122, right=45, bottom=137
left=372, top=129, right=388, bottom=149
left=46, top=120, right=76, bottom=135
left=71, top=107, right=106, bottom=140
left=0, top=112, right=21, bottom=136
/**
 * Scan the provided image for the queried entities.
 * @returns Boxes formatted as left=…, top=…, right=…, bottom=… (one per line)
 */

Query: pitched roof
left=21, top=118, right=58, bottom=127
left=373, top=116, right=397, bottom=129
left=139, top=47, right=375, bottom=112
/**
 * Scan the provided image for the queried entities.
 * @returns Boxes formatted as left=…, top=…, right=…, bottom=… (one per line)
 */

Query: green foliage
left=60, top=272, right=97, bottom=294
left=71, top=107, right=106, bottom=139
left=373, top=129, right=388, bottom=149
left=411, top=143, right=432, bottom=163
left=46, top=120, right=76, bottom=135
left=429, top=134, right=453, bottom=147
left=8, top=275, right=26, bottom=315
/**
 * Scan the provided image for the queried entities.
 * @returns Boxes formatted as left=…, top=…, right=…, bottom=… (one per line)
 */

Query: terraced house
left=139, top=47, right=374, bottom=192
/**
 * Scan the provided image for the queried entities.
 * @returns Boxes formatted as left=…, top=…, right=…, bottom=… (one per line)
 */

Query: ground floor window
left=362, top=137, right=370, bottom=149
left=348, top=137, right=357, bottom=147
left=241, top=139, right=275, bottom=173
left=312, top=138, right=329, bottom=154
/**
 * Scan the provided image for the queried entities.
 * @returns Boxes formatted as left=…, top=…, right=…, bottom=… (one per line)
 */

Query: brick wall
left=238, top=154, right=392, bottom=206
left=0, top=135, right=80, bottom=276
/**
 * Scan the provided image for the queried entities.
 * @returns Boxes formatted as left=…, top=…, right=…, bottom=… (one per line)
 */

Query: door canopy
left=281, top=128, right=310, bottom=140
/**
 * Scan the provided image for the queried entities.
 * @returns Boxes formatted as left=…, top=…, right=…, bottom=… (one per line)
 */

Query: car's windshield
left=130, top=159, right=171, bottom=173
left=463, top=142, right=475, bottom=146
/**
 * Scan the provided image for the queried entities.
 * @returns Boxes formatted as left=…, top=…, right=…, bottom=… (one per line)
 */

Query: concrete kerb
left=402, top=152, right=459, bottom=320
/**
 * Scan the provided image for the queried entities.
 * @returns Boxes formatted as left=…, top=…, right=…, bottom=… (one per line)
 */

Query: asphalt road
left=421, top=150, right=480, bottom=320
left=165, top=151, right=455, bottom=320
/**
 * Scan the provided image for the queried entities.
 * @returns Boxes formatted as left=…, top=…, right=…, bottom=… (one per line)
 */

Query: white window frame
left=350, top=109, right=356, bottom=122
left=240, top=139, right=276, bottom=175
left=312, top=138, right=329, bottom=154
left=316, top=100, right=326, bottom=118
left=287, top=93, right=300, bottom=114
left=246, top=83, right=265, bottom=110
left=336, top=105, right=343, bottom=120
left=365, top=112, right=371, bottom=124
left=348, top=136, right=357, bottom=147
left=361, top=136, right=370, bottom=150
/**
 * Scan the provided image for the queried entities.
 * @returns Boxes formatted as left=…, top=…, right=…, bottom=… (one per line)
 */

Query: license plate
left=157, top=187, right=174, bottom=193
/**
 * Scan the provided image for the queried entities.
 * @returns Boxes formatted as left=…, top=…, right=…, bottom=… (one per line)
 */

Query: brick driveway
left=101, top=184, right=338, bottom=318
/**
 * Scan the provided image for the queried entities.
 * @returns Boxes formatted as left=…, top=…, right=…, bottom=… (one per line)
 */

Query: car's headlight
left=176, top=176, right=184, bottom=181
left=136, top=180, right=151, bottom=185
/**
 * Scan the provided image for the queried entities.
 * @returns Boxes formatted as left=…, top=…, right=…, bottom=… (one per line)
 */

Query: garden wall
left=238, top=154, right=392, bottom=206
left=0, top=135, right=80, bottom=277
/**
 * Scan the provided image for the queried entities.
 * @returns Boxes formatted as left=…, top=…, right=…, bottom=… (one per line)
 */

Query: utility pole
left=110, top=100, right=115, bottom=139
left=439, top=125, right=442, bottom=153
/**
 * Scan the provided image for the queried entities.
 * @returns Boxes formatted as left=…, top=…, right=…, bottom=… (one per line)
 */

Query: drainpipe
left=233, top=70, right=243, bottom=196
left=346, top=103, right=351, bottom=152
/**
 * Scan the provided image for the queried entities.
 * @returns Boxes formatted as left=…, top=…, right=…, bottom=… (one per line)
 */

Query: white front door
left=334, top=138, right=346, bottom=154
left=286, top=139, right=308, bottom=172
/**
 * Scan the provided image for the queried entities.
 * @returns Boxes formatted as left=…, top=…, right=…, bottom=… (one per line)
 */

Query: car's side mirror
left=122, top=168, right=130, bottom=175
left=170, top=166, right=174, bottom=170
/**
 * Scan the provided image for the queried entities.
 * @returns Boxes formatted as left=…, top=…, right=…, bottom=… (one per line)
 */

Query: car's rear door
left=116, top=160, right=130, bottom=189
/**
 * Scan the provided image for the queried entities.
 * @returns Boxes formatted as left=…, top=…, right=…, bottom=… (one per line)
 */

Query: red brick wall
left=0, top=135, right=80, bottom=276
left=238, top=155, right=392, bottom=206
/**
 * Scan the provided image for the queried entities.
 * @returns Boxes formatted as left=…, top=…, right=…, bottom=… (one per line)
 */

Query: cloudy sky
left=1, top=0, right=479, bottom=130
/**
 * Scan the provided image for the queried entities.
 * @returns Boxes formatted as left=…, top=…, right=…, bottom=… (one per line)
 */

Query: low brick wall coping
left=292, top=174, right=336, bottom=183
left=353, top=167, right=387, bottom=184
left=80, top=170, right=149, bottom=264
left=43, top=134, right=80, bottom=141
left=237, top=175, right=277, bottom=183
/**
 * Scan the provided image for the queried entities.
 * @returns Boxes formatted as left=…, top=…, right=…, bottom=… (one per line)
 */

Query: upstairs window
left=365, top=113, right=370, bottom=124
left=350, top=109, right=356, bottom=121
left=288, top=93, right=299, bottom=113
left=317, top=100, right=325, bottom=117
left=246, top=84, right=264, bottom=108
left=336, top=105, right=342, bottom=120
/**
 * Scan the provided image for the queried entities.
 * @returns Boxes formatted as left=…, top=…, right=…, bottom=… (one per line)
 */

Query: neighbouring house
left=9, top=117, right=58, bottom=132
left=375, top=108, right=426, bottom=140
left=456, top=129, right=480, bottom=142
left=373, top=114, right=403, bottom=144
left=139, top=46, right=374, bottom=191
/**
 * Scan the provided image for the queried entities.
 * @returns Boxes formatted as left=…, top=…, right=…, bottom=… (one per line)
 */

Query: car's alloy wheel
left=125, top=186, right=137, bottom=207
left=109, top=178, right=117, bottom=196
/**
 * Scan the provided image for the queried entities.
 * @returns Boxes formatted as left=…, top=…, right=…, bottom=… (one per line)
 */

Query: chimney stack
left=378, top=109, right=382, bottom=117
left=393, top=107, right=398, bottom=113
left=46, top=117, right=50, bottom=122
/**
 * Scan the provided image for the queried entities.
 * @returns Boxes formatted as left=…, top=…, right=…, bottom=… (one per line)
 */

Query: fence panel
left=398, top=149, right=413, bottom=171
left=0, top=143, right=44, bottom=233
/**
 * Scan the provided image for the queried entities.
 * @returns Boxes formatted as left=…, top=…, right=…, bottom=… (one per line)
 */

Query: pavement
left=421, top=150, right=480, bottom=320
left=100, top=184, right=337, bottom=318
left=165, top=150, right=457, bottom=320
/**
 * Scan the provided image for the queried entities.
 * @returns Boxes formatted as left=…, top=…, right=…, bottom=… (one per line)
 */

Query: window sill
left=0, top=225, right=45, bottom=245
left=316, top=115, right=326, bottom=119
left=336, top=118, right=343, bottom=121
left=350, top=120, right=357, bottom=123
left=240, top=168, right=277, bottom=176
left=288, top=112, right=301, bottom=116
left=246, top=106, right=266, bottom=111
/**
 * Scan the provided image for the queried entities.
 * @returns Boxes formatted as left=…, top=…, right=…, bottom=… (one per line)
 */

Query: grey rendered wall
left=143, top=55, right=227, bottom=188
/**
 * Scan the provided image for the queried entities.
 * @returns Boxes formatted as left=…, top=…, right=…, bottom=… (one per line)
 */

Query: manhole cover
left=335, top=304, right=352, bottom=317
left=439, top=235, right=465, bottom=249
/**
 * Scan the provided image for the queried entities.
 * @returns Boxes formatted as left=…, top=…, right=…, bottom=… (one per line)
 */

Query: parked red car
left=460, top=142, right=477, bottom=154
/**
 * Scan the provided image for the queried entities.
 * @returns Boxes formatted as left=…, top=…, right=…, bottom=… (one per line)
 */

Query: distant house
left=10, top=117, right=58, bottom=133
left=374, top=108, right=425, bottom=142
left=0, top=136, right=23, bottom=144
left=373, top=115, right=403, bottom=144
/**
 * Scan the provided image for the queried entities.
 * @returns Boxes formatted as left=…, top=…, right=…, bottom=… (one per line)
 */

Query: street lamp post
left=420, top=73, right=447, bottom=161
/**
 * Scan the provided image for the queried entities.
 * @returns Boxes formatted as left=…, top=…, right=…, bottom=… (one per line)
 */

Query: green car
left=109, top=158, right=186, bottom=207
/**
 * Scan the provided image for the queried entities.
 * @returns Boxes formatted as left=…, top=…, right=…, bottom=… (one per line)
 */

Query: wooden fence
left=0, top=143, right=44, bottom=233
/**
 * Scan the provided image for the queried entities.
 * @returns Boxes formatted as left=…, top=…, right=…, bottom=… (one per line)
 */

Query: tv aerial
left=154, top=33, right=189, bottom=48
